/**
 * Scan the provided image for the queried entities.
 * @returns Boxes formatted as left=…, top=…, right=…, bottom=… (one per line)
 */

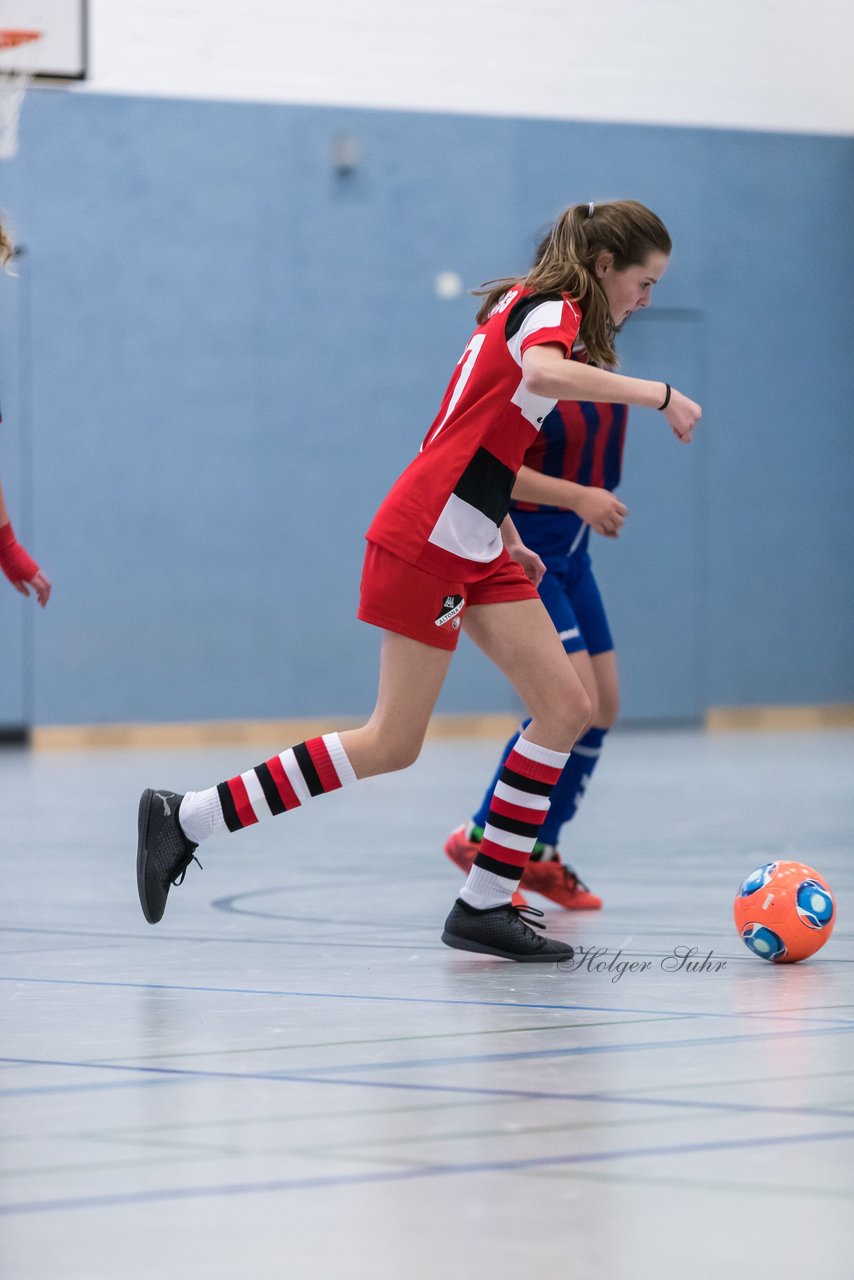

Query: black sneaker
left=441, top=898, right=575, bottom=963
left=136, top=789, right=201, bottom=924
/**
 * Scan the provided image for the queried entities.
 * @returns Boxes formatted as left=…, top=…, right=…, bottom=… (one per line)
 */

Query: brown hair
left=475, top=200, right=671, bottom=367
left=0, top=215, right=15, bottom=271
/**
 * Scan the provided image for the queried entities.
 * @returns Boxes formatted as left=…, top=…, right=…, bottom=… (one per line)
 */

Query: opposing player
left=0, top=217, right=51, bottom=607
left=136, top=200, right=700, bottom=962
left=444, top=382, right=628, bottom=912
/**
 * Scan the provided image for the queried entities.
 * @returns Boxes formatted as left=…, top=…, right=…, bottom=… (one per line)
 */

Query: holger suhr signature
left=558, top=945, right=728, bottom=981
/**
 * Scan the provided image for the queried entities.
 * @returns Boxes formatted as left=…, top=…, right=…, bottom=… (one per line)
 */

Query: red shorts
left=358, top=541, right=540, bottom=651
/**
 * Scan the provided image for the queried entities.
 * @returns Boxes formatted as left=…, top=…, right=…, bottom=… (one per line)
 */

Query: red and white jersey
left=366, top=287, right=582, bottom=580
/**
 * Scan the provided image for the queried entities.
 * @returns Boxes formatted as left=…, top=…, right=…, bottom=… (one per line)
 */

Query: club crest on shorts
left=435, top=593, right=464, bottom=628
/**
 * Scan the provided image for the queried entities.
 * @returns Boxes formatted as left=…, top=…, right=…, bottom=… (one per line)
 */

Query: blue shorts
left=537, top=550, right=613, bottom=656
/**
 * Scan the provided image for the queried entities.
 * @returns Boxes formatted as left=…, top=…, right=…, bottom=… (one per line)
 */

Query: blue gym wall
left=0, top=92, right=852, bottom=727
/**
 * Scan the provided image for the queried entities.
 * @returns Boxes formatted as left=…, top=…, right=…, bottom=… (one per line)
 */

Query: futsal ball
left=733, top=861, right=835, bottom=963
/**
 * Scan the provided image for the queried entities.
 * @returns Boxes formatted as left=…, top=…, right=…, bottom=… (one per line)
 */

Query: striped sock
left=460, top=736, right=570, bottom=909
left=178, top=733, right=356, bottom=844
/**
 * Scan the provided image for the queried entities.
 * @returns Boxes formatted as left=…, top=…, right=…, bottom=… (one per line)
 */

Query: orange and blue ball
left=733, top=861, right=835, bottom=963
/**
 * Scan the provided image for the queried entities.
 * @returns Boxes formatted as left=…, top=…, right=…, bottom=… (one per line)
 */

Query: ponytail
left=474, top=200, right=671, bottom=367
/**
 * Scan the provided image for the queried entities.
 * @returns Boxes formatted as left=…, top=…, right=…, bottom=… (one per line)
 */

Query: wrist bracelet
left=657, top=383, right=671, bottom=411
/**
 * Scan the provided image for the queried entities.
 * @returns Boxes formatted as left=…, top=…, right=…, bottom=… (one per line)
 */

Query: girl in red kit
left=137, top=200, right=701, bottom=962
left=0, top=217, right=51, bottom=608
left=444, top=230, right=640, bottom=911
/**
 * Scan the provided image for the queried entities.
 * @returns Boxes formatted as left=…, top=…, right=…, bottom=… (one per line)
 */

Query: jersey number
left=422, top=334, right=486, bottom=450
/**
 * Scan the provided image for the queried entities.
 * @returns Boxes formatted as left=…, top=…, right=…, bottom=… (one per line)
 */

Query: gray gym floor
left=1, top=729, right=852, bottom=1279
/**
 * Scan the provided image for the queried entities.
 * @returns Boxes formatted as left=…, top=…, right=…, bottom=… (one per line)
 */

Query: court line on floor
left=0, top=920, right=450, bottom=953
left=92, top=1014, right=694, bottom=1065
left=3, top=921, right=850, bottom=965
left=2, top=1127, right=853, bottom=1217
left=1, top=928, right=440, bottom=955
left=2, top=1055, right=854, bottom=1122
left=525, top=1164, right=854, bottom=1203
left=0, top=974, right=709, bottom=1020
left=0, top=1107, right=711, bottom=1179
left=270, top=1021, right=854, bottom=1076
left=3, top=973, right=854, bottom=1028
left=0, top=1077, right=192, bottom=1099
left=211, top=887, right=854, bottom=947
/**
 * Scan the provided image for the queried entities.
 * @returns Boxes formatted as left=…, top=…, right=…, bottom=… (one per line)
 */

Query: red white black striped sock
left=460, top=736, right=570, bottom=909
left=178, top=733, right=356, bottom=843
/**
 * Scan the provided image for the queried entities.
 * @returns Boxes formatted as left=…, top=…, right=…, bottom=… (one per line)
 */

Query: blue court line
left=3, top=973, right=854, bottom=1028
left=0, top=974, right=705, bottom=1019
left=279, top=1021, right=854, bottom=1076
left=0, top=1077, right=186, bottom=1099
left=0, top=920, right=449, bottom=955
left=2, top=1127, right=853, bottom=1217
left=2, top=1056, right=854, bottom=1122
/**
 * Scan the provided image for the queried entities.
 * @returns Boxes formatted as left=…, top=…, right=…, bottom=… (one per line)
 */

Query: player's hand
left=0, top=523, right=51, bottom=606
left=663, top=388, right=702, bottom=443
left=14, top=570, right=52, bottom=607
left=507, top=542, right=546, bottom=589
left=575, top=487, right=628, bottom=538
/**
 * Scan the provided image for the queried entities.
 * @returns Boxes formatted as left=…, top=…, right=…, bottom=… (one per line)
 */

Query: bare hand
left=575, top=487, right=628, bottom=538
left=507, top=542, right=546, bottom=589
left=663, top=388, right=702, bottom=443
left=14, top=570, right=52, bottom=607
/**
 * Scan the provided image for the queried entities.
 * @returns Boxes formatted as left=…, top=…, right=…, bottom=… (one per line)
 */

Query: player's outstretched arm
left=522, top=345, right=701, bottom=443
left=0, top=477, right=51, bottom=607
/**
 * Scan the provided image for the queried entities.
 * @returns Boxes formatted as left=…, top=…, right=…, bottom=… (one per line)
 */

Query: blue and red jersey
left=511, top=350, right=628, bottom=560
left=512, top=404, right=628, bottom=514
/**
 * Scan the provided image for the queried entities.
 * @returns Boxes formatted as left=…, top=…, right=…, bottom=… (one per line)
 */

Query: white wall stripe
left=86, top=1, right=854, bottom=135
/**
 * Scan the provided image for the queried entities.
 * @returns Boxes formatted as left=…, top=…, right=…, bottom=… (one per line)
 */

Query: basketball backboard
left=1, top=0, right=87, bottom=79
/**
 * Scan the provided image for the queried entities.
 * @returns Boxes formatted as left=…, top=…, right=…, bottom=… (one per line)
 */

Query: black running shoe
left=137, top=789, right=201, bottom=924
left=441, top=898, right=575, bottom=963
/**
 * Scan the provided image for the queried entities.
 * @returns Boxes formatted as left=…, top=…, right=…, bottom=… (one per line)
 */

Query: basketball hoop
left=0, top=29, right=42, bottom=159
